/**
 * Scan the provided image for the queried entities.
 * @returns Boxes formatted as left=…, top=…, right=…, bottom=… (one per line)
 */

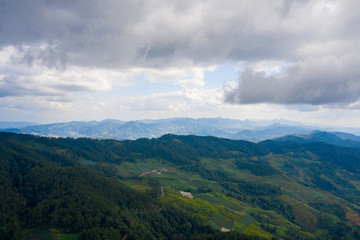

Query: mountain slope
left=0, top=133, right=218, bottom=240
left=2, top=132, right=360, bottom=239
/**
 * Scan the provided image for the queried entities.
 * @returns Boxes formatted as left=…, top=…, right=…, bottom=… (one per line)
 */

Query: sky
left=1, top=0, right=360, bottom=127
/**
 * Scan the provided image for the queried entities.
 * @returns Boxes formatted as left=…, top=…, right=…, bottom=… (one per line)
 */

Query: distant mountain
left=2, top=117, right=317, bottom=141
left=332, top=131, right=360, bottom=142
left=232, top=123, right=314, bottom=141
left=0, top=121, right=38, bottom=129
left=273, top=131, right=360, bottom=148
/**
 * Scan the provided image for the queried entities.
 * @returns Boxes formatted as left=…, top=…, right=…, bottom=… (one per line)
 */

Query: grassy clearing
left=238, top=213, right=256, bottom=227
left=207, top=213, right=234, bottom=230
left=242, top=223, right=272, bottom=239
left=196, top=192, right=244, bottom=211
left=293, top=204, right=318, bottom=230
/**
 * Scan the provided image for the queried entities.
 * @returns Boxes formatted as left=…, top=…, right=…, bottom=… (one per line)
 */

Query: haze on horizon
left=1, top=0, right=360, bottom=128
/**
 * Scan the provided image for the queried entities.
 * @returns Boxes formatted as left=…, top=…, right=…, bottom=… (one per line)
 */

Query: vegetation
left=2, top=132, right=360, bottom=239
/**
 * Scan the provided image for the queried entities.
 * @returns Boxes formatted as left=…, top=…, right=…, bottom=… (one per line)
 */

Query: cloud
left=0, top=46, right=136, bottom=98
left=2, top=0, right=359, bottom=69
left=134, top=65, right=216, bottom=83
left=0, top=95, right=74, bottom=111
left=224, top=54, right=360, bottom=106
left=1, top=0, right=360, bottom=123
left=0, top=45, right=218, bottom=100
left=116, top=79, right=222, bottom=112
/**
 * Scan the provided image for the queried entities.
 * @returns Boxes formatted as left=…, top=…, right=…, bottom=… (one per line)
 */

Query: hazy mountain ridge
left=273, top=131, right=360, bottom=149
left=2, top=118, right=319, bottom=141
left=0, top=121, right=39, bottom=129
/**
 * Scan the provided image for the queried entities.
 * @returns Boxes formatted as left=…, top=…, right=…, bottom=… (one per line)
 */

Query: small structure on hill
left=139, top=168, right=175, bottom=177
left=180, top=191, right=193, bottom=199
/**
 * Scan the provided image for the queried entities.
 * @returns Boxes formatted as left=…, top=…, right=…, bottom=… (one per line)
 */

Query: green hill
left=2, top=132, right=360, bottom=239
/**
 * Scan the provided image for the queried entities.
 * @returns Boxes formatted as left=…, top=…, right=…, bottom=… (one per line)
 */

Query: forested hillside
left=2, top=132, right=360, bottom=239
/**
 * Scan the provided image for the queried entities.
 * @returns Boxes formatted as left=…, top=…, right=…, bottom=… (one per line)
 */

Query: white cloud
left=0, top=45, right=135, bottom=97
left=133, top=65, right=216, bottom=83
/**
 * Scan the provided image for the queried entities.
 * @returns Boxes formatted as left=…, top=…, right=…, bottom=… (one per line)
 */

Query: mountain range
left=3, top=118, right=360, bottom=145
left=0, top=118, right=324, bottom=141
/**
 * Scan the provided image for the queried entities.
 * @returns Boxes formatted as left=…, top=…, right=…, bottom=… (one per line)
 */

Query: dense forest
left=0, top=133, right=217, bottom=239
left=2, top=132, right=360, bottom=239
